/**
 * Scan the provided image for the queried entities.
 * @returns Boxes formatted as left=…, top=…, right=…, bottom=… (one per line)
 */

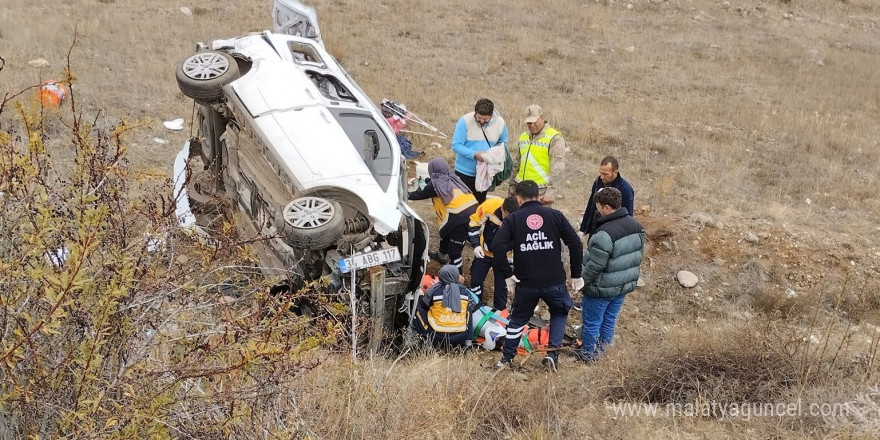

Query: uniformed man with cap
left=508, top=104, right=567, bottom=205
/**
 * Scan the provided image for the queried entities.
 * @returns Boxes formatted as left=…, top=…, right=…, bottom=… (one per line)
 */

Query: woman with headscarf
left=412, top=264, right=473, bottom=349
left=408, top=158, right=478, bottom=273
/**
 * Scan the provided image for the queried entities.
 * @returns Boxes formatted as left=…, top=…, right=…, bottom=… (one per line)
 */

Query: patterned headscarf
left=428, top=158, right=472, bottom=205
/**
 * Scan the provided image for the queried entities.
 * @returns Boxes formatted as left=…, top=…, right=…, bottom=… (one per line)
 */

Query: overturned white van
left=172, top=1, right=429, bottom=348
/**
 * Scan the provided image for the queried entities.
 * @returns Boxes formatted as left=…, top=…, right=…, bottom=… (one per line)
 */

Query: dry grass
left=2, top=0, right=878, bottom=222
left=3, top=0, right=880, bottom=438
left=604, top=321, right=827, bottom=407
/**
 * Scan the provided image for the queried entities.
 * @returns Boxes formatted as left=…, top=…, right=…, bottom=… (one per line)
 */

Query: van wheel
left=282, top=197, right=345, bottom=250
left=176, top=51, right=240, bottom=103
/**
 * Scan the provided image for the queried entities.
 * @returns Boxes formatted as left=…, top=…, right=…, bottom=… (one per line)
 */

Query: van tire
left=176, top=51, right=239, bottom=103
left=282, top=197, right=345, bottom=250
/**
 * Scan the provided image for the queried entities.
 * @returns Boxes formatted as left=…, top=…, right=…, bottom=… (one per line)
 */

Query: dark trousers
left=412, top=306, right=472, bottom=349
left=455, top=171, right=487, bottom=204
left=501, top=283, right=572, bottom=360
left=469, top=255, right=509, bottom=310
left=439, top=224, right=469, bottom=274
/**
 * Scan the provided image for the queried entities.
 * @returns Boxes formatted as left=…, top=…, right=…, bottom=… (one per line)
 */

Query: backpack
left=492, top=145, right=514, bottom=186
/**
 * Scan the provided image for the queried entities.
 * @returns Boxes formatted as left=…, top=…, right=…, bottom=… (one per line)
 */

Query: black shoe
left=542, top=352, right=559, bottom=373
left=428, top=251, right=450, bottom=264
left=571, top=350, right=598, bottom=364
left=495, top=357, right=513, bottom=369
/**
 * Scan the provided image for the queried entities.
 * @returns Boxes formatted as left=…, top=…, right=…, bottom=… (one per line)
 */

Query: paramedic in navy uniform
left=490, top=180, right=583, bottom=372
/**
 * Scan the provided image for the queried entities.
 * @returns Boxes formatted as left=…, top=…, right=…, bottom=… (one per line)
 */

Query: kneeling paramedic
left=412, top=264, right=473, bottom=349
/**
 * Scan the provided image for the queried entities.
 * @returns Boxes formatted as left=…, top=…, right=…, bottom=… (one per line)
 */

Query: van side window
left=306, top=71, right=356, bottom=103
left=288, top=42, right=325, bottom=67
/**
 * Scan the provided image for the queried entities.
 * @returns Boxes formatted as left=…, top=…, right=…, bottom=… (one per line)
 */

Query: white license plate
left=339, top=247, right=401, bottom=273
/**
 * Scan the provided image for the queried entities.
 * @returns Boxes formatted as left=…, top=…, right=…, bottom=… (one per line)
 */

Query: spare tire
left=176, top=51, right=240, bottom=103
left=282, top=197, right=345, bottom=250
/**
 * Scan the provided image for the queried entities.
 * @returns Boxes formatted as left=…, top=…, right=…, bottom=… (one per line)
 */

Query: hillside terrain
left=1, top=0, right=879, bottom=438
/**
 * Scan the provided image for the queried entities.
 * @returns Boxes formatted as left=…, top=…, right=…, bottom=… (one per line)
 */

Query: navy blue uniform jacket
left=490, top=200, right=583, bottom=288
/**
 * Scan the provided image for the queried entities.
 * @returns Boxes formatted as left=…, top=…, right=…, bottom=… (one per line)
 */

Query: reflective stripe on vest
left=427, top=296, right=470, bottom=333
left=469, top=197, right=504, bottom=257
left=432, top=189, right=478, bottom=229
left=517, top=127, right=559, bottom=186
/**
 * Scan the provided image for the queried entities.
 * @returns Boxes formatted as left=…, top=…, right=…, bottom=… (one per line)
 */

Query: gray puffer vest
left=581, top=208, right=645, bottom=298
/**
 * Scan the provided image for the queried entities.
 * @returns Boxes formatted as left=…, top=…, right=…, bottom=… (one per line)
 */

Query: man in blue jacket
left=579, top=156, right=634, bottom=237
left=491, top=180, right=583, bottom=372
left=451, top=98, right=508, bottom=203
left=578, top=187, right=645, bottom=362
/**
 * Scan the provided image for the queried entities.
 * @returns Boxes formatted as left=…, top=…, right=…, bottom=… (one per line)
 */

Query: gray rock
left=677, top=270, right=699, bottom=287
left=637, top=277, right=646, bottom=287
left=745, top=232, right=760, bottom=243
left=690, top=212, right=714, bottom=229
left=785, top=288, right=798, bottom=298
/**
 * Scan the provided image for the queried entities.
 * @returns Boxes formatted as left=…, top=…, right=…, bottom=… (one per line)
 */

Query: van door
left=273, top=0, right=322, bottom=45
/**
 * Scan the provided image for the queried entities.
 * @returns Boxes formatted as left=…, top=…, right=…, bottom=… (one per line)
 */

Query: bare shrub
left=837, top=273, right=880, bottom=324
left=822, top=385, right=880, bottom=435
left=0, top=71, right=339, bottom=438
left=740, top=258, right=814, bottom=319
